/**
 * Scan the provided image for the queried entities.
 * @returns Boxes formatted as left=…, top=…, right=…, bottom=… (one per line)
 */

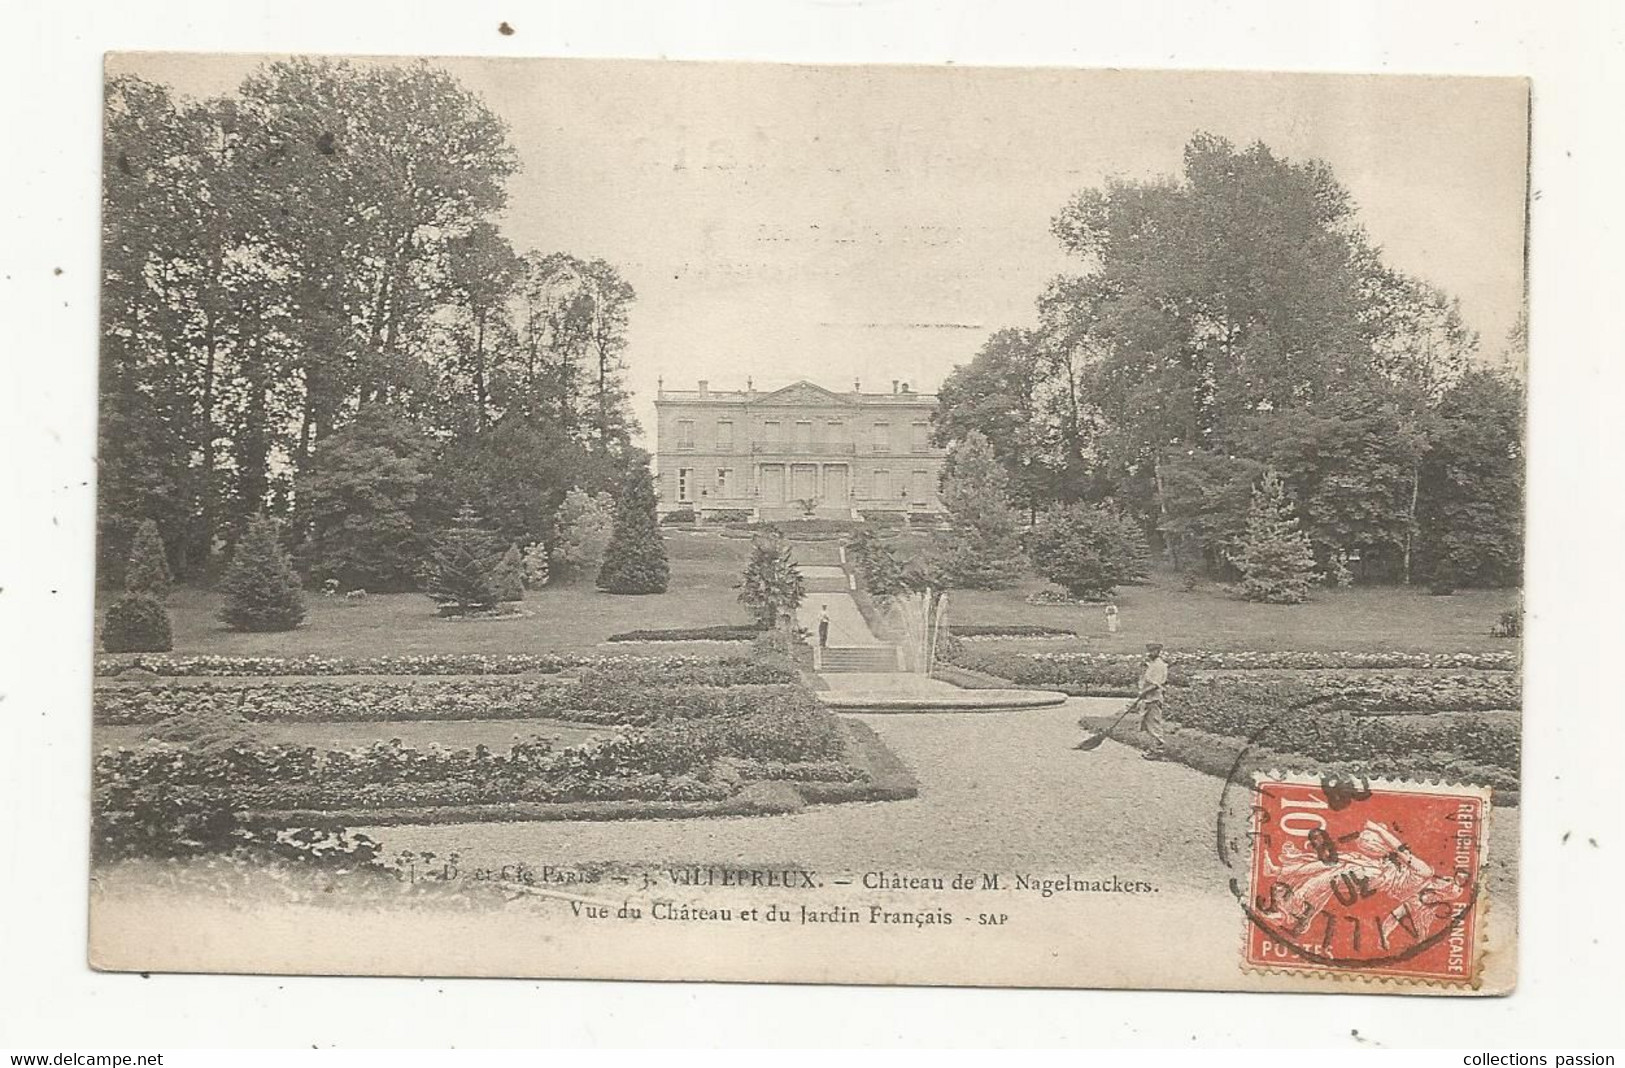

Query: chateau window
left=872, top=469, right=891, bottom=499
left=872, top=422, right=891, bottom=453
left=912, top=422, right=930, bottom=452
left=716, top=468, right=732, bottom=495
left=676, top=420, right=695, bottom=450
left=763, top=420, right=782, bottom=444
left=913, top=470, right=930, bottom=500
left=716, top=420, right=733, bottom=450
left=677, top=468, right=693, bottom=503
left=795, top=420, right=813, bottom=446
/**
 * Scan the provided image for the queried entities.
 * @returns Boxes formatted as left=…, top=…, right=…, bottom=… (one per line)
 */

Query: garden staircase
left=817, top=644, right=904, bottom=673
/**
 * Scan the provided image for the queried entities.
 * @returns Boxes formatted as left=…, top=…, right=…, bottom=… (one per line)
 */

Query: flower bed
left=95, top=679, right=811, bottom=727
left=95, top=651, right=798, bottom=682
left=1046, top=649, right=1514, bottom=671
left=940, top=645, right=1517, bottom=695
left=1161, top=676, right=1520, bottom=791
left=1193, top=671, right=1519, bottom=712
left=93, top=679, right=869, bottom=855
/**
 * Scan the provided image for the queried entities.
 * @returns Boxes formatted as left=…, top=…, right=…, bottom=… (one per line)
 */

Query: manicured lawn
left=946, top=572, right=1518, bottom=654
left=95, top=717, right=615, bottom=753
left=143, top=531, right=757, bottom=657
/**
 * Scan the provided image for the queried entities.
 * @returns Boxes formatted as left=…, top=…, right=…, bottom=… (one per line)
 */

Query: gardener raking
left=1075, top=642, right=1169, bottom=756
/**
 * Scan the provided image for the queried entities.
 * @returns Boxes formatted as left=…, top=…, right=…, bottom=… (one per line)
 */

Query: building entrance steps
left=797, top=563, right=1070, bottom=708
left=796, top=584, right=887, bottom=650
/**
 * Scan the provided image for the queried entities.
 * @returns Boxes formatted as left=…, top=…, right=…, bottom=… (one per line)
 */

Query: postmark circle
left=1212, top=704, right=1487, bottom=981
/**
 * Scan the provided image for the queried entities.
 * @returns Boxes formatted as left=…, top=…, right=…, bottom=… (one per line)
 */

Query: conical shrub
left=219, top=515, right=307, bottom=632
left=492, top=542, right=525, bottom=603
left=597, top=463, right=669, bottom=595
left=426, top=505, right=501, bottom=615
left=124, top=519, right=172, bottom=598
left=102, top=593, right=173, bottom=652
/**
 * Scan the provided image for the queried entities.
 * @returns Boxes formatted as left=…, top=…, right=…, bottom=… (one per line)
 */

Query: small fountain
left=889, top=587, right=950, bottom=676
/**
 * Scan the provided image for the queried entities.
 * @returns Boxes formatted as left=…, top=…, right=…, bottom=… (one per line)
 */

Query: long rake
left=1073, top=696, right=1142, bottom=752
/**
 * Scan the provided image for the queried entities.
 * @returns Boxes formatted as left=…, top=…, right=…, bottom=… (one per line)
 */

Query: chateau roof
left=656, top=378, right=937, bottom=406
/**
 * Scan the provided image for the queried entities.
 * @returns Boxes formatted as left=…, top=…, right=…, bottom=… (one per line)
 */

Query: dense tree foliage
left=933, top=133, right=1522, bottom=588
left=846, top=529, right=909, bottom=600
left=1028, top=502, right=1152, bottom=600
left=299, top=406, right=430, bottom=592
left=1414, top=371, right=1524, bottom=588
left=98, top=61, right=641, bottom=588
left=551, top=487, right=616, bottom=583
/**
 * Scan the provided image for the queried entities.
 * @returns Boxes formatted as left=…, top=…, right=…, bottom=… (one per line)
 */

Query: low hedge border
left=931, top=662, right=1030, bottom=691
left=950, top=624, right=1077, bottom=639
left=606, top=624, right=763, bottom=643
left=235, top=721, right=914, bottom=826
left=796, top=720, right=919, bottom=805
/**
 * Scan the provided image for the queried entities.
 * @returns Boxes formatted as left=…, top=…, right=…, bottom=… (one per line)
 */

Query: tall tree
left=442, top=221, right=523, bottom=434
left=299, top=406, right=431, bottom=592
left=514, top=253, right=639, bottom=447
left=1415, top=371, right=1524, bottom=588
left=932, top=328, right=1054, bottom=516
left=100, top=77, right=248, bottom=580
left=929, top=431, right=1028, bottom=589
left=234, top=58, right=518, bottom=492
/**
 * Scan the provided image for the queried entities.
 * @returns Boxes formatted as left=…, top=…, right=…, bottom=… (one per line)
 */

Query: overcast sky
left=111, top=55, right=1530, bottom=444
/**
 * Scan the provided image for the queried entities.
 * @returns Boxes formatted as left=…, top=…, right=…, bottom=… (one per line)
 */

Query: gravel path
left=363, top=698, right=1518, bottom=907
left=364, top=699, right=1226, bottom=893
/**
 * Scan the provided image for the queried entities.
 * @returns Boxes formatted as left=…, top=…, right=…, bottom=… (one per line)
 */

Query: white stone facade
left=653, top=379, right=946, bottom=519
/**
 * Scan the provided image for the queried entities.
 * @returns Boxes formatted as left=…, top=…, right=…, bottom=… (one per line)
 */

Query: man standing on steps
left=1139, top=642, right=1170, bottom=760
left=818, top=605, right=831, bottom=648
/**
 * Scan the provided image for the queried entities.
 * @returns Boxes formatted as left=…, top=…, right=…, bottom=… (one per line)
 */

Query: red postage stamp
left=1242, top=774, right=1491, bottom=984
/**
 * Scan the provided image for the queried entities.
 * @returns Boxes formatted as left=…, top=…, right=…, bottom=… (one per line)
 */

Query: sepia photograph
left=85, top=53, right=1529, bottom=993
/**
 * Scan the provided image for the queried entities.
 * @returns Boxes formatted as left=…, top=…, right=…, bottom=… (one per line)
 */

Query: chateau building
left=653, top=378, right=947, bottom=520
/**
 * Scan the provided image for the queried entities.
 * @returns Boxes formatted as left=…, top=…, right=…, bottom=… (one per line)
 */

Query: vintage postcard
left=90, top=54, right=1527, bottom=992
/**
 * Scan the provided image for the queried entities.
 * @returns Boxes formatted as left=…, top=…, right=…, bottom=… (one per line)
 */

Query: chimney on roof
left=891, top=380, right=899, bottom=394
left=901, top=382, right=911, bottom=394
left=853, top=378, right=861, bottom=392
left=698, top=380, right=709, bottom=398
left=746, top=376, right=753, bottom=392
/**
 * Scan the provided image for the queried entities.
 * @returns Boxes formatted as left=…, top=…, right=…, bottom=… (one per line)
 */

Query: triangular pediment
left=758, top=380, right=854, bottom=406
